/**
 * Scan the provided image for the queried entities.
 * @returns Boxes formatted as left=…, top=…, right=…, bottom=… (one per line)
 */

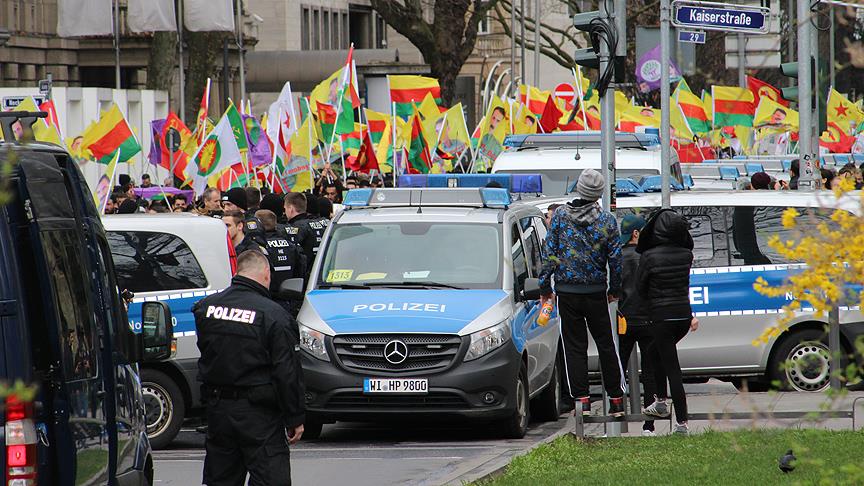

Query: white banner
left=184, top=0, right=235, bottom=32
left=57, top=0, right=113, bottom=37
left=128, top=0, right=177, bottom=33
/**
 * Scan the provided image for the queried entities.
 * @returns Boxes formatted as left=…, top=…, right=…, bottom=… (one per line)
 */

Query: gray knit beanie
left=576, top=169, right=605, bottom=202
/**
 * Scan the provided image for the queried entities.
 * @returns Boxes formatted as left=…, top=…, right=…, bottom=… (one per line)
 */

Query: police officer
left=255, top=209, right=307, bottom=318
left=283, top=193, right=319, bottom=271
left=304, top=194, right=331, bottom=249
left=193, top=250, right=305, bottom=485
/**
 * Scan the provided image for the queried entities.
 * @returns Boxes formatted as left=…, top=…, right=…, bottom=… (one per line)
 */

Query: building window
left=301, top=6, right=310, bottom=50
left=322, top=8, right=330, bottom=50
left=342, top=12, right=349, bottom=49
left=478, top=12, right=490, bottom=35
left=375, top=14, right=387, bottom=48
left=331, top=11, right=340, bottom=49
left=312, top=8, right=320, bottom=50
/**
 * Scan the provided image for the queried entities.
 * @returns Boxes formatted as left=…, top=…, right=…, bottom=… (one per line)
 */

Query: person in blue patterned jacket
left=539, top=168, right=626, bottom=418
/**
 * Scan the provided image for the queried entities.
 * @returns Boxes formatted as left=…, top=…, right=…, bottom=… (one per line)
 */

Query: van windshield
left=316, top=222, right=503, bottom=290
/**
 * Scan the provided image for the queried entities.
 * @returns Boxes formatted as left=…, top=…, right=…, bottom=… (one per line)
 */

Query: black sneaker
left=608, top=397, right=625, bottom=418
left=577, top=396, right=591, bottom=416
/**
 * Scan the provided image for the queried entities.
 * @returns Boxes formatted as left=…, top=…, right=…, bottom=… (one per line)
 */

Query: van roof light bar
left=342, top=187, right=512, bottom=209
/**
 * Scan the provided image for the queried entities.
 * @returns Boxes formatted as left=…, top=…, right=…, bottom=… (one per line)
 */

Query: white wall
left=0, top=87, right=169, bottom=190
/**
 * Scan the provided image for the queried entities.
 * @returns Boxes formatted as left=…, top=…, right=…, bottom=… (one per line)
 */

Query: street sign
left=554, top=83, right=576, bottom=109
left=678, top=30, right=706, bottom=44
left=724, top=51, right=781, bottom=69
left=2, top=96, right=47, bottom=111
left=672, top=0, right=769, bottom=34
left=38, top=79, right=51, bottom=95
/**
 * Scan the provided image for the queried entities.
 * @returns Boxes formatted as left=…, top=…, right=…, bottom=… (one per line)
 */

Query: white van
left=104, top=213, right=233, bottom=448
left=493, top=132, right=682, bottom=196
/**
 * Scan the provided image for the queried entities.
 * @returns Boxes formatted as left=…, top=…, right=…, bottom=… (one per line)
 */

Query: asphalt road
left=153, top=382, right=740, bottom=485
left=153, top=416, right=570, bottom=486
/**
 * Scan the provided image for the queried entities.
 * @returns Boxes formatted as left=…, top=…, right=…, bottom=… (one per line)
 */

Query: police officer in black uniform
left=193, top=250, right=305, bottom=485
left=255, top=209, right=307, bottom=319
left=304, top=194, right=331, bottom=254
left=283, top=193, right=319, bottom=272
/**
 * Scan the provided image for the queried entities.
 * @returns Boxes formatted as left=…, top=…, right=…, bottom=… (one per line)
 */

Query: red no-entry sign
left=554, top=83, right=576, bottom=109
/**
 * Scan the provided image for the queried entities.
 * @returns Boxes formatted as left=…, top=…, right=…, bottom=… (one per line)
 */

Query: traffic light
left=779, top=58, right=827, bottom=133
left=572, top=11, right=602, bottom=69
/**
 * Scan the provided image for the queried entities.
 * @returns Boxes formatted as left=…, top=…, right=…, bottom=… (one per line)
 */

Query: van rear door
left=13, top=151, right=110, bottom=484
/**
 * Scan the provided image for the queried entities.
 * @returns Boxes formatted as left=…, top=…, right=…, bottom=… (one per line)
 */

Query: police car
left=296, top=176, right=564, bottom=439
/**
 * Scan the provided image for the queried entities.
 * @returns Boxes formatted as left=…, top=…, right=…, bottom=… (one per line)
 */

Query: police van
left=530, top=190, right=864, bottom=392
left=296, top=177, right=564, bottom=439
left=492, top=132, right=683, bottom=196
left=104, top=214, right=233, bottom=448
left=0, top=112, right=172, bottom=485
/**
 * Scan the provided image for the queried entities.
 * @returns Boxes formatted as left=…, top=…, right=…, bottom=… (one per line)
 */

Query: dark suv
left=0, top=112, right=172, bottom=485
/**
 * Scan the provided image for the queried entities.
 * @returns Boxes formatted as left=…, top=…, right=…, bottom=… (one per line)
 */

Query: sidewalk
left=584, top=387, right=864, bottom=437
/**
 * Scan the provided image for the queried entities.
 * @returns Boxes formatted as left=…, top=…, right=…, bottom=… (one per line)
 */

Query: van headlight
left=464, top=321, right=511, bottom=361
left=299, top=324, right=330, bottom=361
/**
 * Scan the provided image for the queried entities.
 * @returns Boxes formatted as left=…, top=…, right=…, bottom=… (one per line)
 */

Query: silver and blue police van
left=530, top=189, right=864, bottom=393
left=296, top=176, right=563, bottom=439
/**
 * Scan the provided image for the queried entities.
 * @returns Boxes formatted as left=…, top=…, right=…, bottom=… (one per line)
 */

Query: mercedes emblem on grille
left=383, top=340, right=409, bottom=364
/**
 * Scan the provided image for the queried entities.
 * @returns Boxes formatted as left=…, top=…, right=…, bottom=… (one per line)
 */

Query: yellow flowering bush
left=752, top=179, right=864, bottom=346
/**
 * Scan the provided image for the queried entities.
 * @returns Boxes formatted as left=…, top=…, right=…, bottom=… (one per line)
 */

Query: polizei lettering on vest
left=267, top=238, right=291, bottom=248
left=352, top=303, right=448, bottom=313
left=205, top=305, right=257, bottom=324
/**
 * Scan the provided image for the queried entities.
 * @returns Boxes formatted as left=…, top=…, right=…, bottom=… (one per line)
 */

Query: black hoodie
left=636, top=209, right=694, bottom=321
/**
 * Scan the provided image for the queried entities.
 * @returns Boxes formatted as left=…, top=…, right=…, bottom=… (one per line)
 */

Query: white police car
left=296, top=177, right=563, bottom=439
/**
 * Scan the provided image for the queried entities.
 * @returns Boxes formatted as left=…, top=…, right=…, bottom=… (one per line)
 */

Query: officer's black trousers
left=203, top=397, right=291, bottom=486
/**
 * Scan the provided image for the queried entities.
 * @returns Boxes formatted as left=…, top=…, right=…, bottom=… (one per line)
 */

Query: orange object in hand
left=537, top=301, right=554, bottom=326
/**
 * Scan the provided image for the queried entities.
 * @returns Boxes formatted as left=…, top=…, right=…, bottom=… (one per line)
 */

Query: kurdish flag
left=712, top=86, right=755, bottom=128
left=406, top=113, right=432, bottom=174
left=754, top=96, right=799, bottom=131
left=341, top=123, right=363, bottom=157
left=702, top=90, right=713, bottom=126
left=365, top=109, right=392, bottom=166
left=519, top=85, right=551, bottom=116
left=316, top=101, right=338, bottom=144
left=827, top=88, right=864, bottom=134
left=190, top=113, right=242, bottom=194
left=676, top=89, right=711, bottom=134
left=389, top=75, right=442, bottom=119
left=225, top=101, right=249, bottom=152
left=81, top=104, right=141, bottom=164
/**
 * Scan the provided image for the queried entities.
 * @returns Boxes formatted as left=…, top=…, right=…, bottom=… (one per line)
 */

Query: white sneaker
left=642, top=399, right=671, bottom=418
left=673, top=422, right=690, bottom=435
left=641, top=429, right=657, bottom=437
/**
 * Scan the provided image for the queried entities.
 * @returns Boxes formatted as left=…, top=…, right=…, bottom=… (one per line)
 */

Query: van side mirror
left=277, top=278, right=305, bottom=300
left=141, top=301, right=173, bottom=362
left=521, top=278, right=542, bottom=301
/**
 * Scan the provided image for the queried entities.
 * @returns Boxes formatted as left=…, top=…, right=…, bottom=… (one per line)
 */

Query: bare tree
left=369, top=0, right=501, bottom=105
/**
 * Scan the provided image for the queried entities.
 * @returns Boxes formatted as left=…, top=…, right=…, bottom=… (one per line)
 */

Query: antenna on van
left=416, top=189, right=423, bottom=214
left=574, top=144, right=581, bottom=161
left=563, top=175, right=570, bottom=196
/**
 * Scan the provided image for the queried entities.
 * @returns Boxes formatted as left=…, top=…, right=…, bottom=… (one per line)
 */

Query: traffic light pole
left=660, top=0, right=671, bottom=209
left=797, top=0, right=816, bottom=190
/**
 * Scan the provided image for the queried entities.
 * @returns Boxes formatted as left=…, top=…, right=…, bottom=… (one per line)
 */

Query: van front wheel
left=496, top=363, right=530, bottom=439
left=141, top=369, right=185, bottom=449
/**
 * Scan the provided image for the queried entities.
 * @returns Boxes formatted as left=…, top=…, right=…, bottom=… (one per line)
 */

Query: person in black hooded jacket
left=636, top=209, right=700, bottom=435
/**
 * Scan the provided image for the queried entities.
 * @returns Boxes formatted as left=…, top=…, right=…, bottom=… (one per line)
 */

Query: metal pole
left=598, top=0, right=619, bottom=438
left=533, top=0, right=539, bottom=85
left=829, top=306, right=841, bottom=390
left=236, top=0, right=246, bottom=103
left=737, top=33, right=746, bottom=88
left=627, top=345, right=640, bottom=423
left=660, top=0, right=671, bottom=209
left=520, top=0, right=526, bottom=83
left=510, top=0, right=516, bottom=86
left=787, top=0, right=795, bottom=89
left=178, top=0, right=186, bottom=122
left=223, top=38, right=230, bottom=111
left=829, top=5, right=835, bottom=87
left=812, top=6, right=820, bottom=143
left=114, top=0, right=121, bottom=89
left=797, top=0, right=815, bottom=189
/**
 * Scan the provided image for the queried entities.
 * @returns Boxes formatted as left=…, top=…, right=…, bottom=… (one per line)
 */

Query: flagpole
left=113, top=0, right=121, bottom=89
left=177, top=0, right=186, bottom=123
left=391, top=101, right=398, bottom=186
left=307, top=101, right=316, bottom=190
left=102, top=150, right=120, bottom=214
left=324, top=44, right=353, bottom=175
left=572, top=67, right=589, bottom=129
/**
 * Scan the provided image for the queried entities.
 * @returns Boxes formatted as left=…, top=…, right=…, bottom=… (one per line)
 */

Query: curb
left=454, top=415, right=580, bottom=485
